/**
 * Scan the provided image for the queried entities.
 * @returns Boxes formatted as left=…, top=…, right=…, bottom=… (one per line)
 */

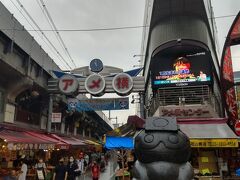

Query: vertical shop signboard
left=51, top=113, right=62, bottom=123
left=236, top=85, right=240, bottom=118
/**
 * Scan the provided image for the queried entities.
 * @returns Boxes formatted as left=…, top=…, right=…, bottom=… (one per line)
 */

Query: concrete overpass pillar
left=0, top=91, right=4, bottom=123
left=61, top=119, right=65, bottom=134
left=47, top=94, right=53, bottom=133
left=82, top=128, right=85, bottom=137
left=3, top=102, right=15, bottom=123
left=89, top=129, right=91, bottom=138
left=74, top=126, right=77, bottom=136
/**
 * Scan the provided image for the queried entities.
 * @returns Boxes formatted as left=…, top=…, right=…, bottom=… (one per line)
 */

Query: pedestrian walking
left=84, top=153, right=89, bottom=169
left=17, top=156, right=28, bottom=180
left=67, top=156, right=78, bottom=180
left=53, top=158, right=68, bottom=180
left=35, top=158, right=47, bottom=180
left=3, top=169, right=17, bottom=180
left=91, top=161, right=100, bottom=180
left=75, top=153, right=85, bottom=180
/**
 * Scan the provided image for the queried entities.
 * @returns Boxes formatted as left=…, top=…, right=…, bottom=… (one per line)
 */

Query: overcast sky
left=0, top=0, right=239, bottom=124
left=0, top=0, right=145, bottom=70
left=212, top=0, right=240, bottom=71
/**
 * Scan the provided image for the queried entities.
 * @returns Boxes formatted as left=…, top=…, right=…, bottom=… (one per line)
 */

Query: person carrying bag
left=35, top=158, right=47, bottom=180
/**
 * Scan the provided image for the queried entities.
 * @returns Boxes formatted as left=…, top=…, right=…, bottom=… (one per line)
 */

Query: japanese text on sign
left=113, top=73, right=133, bottom=95
left=162, top=108, right=210, bottom=117
left=58, top=75, right=78, bottom=94
left=51, top=113, right=62, bottom=123
left=190, top=139, right=238, bottom=148
left=85, top=74, right=105, bottom=95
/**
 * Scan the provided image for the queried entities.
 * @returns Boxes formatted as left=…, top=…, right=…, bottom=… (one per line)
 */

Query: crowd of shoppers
left=1, top=151, right=107, bottom=180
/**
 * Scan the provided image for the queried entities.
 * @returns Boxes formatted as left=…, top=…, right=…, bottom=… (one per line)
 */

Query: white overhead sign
left=112, top=73, right=133, bottom=95
left=58, top=75, right=78, bottom=95
left=85, top=73, right=105, bottom=96
left=49, top=60, right=144, bottom=96
left=49, top=76, right=144, bottom=96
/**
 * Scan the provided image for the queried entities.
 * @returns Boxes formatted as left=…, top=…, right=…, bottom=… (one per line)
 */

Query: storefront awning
left=26, top=131, right=60, bottom=143
left=107, top=115, right=145, bottom=137
left=0, top=129, right=51, bottom=144
left=84, top=139, right=101, bottom=146
left=26, top=131, right=69, bottom=149
left=180, top=123, right=238, bottom=148
left=104, top=136, right=134, bottom=150
left=51, top=134, right=86, bottom=146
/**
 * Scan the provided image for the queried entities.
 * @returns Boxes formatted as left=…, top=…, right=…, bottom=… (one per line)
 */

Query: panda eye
left=144, top=134, right=154, bottom=143
left=168, top=135, right=179, bottom=144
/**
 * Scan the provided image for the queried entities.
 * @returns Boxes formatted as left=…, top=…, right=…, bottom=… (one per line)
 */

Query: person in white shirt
left=198, top=71, right=207, bottom=81
left=75, top=153, right=85, bottom=180
left=84, top=154, right=89, bottom=168
left=35, top=158, right=47, bottom=180
left=18, top=158, right=28, bottom=180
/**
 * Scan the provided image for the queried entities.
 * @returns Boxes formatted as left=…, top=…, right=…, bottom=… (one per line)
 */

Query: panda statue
left=132, top=117, right=193, bottom=180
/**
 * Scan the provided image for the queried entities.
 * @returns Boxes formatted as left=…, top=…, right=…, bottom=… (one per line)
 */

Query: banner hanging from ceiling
left=68, top=97, right=129, bottom=111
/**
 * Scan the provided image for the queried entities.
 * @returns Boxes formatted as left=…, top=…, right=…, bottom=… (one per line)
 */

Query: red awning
left=0, top=129, right=50, bottom=144
left=26, top=131, right=60, bottom=143
left=127, top=115, right=145, bottom=129
left=26, top=131, right=70, bottom=149
left=51, top=134, right=86, bottom=146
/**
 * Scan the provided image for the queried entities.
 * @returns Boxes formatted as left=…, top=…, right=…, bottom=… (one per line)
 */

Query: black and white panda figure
left=132, top=117, right=193, bottom=180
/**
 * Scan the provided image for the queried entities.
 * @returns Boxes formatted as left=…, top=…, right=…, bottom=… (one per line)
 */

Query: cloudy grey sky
left=212, top=0, right=240, bottom=71
left=0, top=0, right=145, bottom=70
left=0, top=0, right=239, bottom=123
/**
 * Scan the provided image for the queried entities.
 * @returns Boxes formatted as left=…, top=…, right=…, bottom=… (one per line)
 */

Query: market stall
left=180, top=122, right=239, bottom=179
left=84, top=139, right=103, bottom=152
left=0, top=128, right=60, bottom=178
left=104, top=136, right=134, bottom=180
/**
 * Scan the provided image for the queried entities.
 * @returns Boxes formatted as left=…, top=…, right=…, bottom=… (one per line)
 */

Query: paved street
left=81, top=162, right=115, bottom=180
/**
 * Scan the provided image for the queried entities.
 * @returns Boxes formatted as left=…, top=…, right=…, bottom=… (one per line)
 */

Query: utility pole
left=47, top=94, right=53, bottom=133
left=139, top=92, right=145, bottom=118
left=109, top=112, right=118, bottom=128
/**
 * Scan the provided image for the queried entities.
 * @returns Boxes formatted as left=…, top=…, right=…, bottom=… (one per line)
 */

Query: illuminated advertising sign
left=151, top=51, right=212, bottom=88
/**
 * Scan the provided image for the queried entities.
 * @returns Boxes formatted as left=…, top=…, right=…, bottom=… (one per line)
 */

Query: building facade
left=0, top=2, right=112, bottom=138
left=141, top=0, right=239, bottom=178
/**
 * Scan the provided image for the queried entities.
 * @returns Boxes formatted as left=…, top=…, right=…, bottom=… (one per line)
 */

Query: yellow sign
left=190, top=139, right=238, bottom=148
left=201, top=168, right=210, bottom=175
left=236, top=85, right=240, bottom=100
left=201, top=157, right=209, bottom=163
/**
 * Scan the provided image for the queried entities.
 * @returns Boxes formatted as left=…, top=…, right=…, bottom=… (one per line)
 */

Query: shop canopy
left=0, top=129, right=52, bottom=144
left=104, top=136, right=134, bottom=150
left=84, top=139, right=101, bottom=146
left=179, top=123, right=238, bottom=148
left=107, top=115, right=145, bottom=137
left=26, top=131, right=60, bottom=143
left=26, top=131, right=69, bottom=149
left=180, top=123, right=237, bottom=139
left=51, top=134, right=86, bottom=146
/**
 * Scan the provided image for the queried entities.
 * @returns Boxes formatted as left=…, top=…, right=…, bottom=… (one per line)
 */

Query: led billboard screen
left=151, top=50, right=212, bottom=88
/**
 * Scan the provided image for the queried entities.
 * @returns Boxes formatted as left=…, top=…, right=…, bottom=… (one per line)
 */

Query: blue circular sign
left=90, top=59, right=103, bottom=73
